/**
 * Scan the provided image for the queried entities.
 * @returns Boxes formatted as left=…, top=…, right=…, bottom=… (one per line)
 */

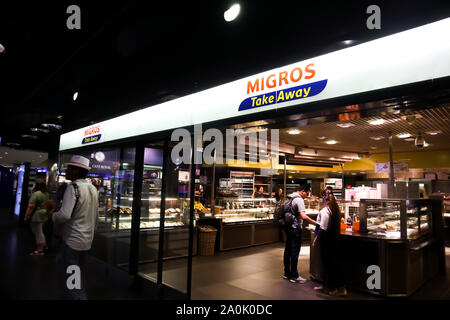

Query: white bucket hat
left=67, top=155, right=91, bottom=171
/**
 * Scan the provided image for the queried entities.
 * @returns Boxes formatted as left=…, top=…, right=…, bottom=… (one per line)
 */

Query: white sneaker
left=289, top=276, right=307, bottom=283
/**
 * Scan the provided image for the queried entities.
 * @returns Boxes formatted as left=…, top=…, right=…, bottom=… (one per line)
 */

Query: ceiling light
left=73, top=92, right=78, bottom=101
left=330, top=157, right=335, bottom=160
left=425, top=131, right=441, bottom=135
left=370, top=136, right=384, bottom=141
left=342, top=40, right=356, bottom=46
left=0, top=43, right=4, bottom=53
left=404, top=138, right=415, bottom=142
left=41, top=123, right=62, bottom=130
left=317, top=136, right=326, bottom=140
left=423, top=142, right=430, bottom=147
left=397, top=133, right=411, bottom=139
left=6, top=143, right=20, bottom=147
left=224, top=4, right=241, bottom=22
left=369, top=119, right=385, bottom=125
left=288, top=129, right=301, bottom=135
left=57, top=115, right=63, bottom=120
left=325, top=140, right=338, bottom=145
left=336, top=123, right=355, bottom=128
left=31, top=128, right=50, bottom=133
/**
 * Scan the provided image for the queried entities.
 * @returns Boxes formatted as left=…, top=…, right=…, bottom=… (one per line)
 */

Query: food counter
left=309, top=198, right=446, bottom=297
left=199, top=197, right=280, bottom=251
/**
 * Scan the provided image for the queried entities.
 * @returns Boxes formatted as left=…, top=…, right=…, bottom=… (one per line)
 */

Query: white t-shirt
left=317, top=207, right=331, bottom=231
left=53, top=179, right=99, bottom=251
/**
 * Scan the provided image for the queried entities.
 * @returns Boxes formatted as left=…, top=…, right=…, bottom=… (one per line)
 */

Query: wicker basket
left=198, top=226, right=217, bottom=256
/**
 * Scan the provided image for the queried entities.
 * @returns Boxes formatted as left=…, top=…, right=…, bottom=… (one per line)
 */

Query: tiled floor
left=1, top=208, right=449, bottom=300
left=141, top=241, right=450, bottom=300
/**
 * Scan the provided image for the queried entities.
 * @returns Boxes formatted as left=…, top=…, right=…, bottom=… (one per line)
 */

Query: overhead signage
left=375, top=162, right=409, bottom=174
left=59, top=18, right=450, bottom=151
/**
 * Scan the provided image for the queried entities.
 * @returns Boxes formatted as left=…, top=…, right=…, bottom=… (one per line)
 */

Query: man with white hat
left=49, top=155, right=99, bottom=300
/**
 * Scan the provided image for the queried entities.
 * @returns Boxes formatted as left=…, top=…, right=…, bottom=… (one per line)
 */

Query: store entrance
left=182, top=91, right=449, bottom=299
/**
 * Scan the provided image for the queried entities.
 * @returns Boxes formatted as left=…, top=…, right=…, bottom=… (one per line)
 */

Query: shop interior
left=57, top=88, right=450, bottom=299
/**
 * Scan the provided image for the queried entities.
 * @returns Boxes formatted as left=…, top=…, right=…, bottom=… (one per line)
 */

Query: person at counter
left=322, top=186, right=333, bottom=206
left=313, top=193, right=347, bottom=296
left=283, top=185, right=318, bottom=283
left=252, top=185, right=265, bottom=198
left=275, top=188, right=283, bottom=202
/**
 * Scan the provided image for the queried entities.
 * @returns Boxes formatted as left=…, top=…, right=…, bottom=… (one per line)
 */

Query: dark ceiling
left=1, top=0, right=450, bottom=154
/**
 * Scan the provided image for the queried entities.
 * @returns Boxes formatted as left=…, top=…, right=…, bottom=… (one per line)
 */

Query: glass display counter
left=309, top=198, right=446, bottom=297
left=198, top=197, right=279, bottom=251
left=214, top=198, right=275, bottom=223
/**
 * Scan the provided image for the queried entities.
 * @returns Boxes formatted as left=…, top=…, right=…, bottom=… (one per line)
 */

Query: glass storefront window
left=59, top=147, right=135, bottom=272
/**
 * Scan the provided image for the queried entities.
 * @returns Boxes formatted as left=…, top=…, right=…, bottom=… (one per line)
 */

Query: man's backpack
left=274, top=197, right=297, bottom=227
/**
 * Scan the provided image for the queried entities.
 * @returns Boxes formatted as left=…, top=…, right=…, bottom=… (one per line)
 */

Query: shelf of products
left=230, top=171, right=255, bottom=198
left=324, top=178, right=343, bottom=199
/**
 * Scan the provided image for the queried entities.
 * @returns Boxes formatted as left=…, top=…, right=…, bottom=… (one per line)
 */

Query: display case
left=214, top=197, right=276, bottom=223
left=360, top=199, right=432, bottom=239
left=310, top=198, right=445, bottom=297
left=106, top=197, right=188, bottom=230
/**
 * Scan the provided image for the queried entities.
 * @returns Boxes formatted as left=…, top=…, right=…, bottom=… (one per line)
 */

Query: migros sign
left=239, top=63, right=328, bottom=111
left=82, top=125, right=102, bottom=145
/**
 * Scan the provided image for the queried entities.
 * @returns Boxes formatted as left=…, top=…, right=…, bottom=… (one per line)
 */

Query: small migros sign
left=81, top=125, right=102, bottom=145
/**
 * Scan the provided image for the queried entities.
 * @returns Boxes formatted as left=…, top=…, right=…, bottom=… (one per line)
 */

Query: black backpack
left=274, top=197, right=297, bottom=227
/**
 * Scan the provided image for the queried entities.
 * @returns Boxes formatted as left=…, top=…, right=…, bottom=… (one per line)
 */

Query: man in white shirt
left=284, top=185, right=318, bottom=283
left=49, top=155, right=99, bottom=300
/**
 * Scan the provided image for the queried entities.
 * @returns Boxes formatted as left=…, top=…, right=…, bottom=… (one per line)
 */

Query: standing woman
left=24, top=182, right=50, bottom=255
left=313, top=194, right=347, bottom=296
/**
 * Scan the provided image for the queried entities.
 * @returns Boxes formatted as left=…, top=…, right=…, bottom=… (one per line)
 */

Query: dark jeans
left=319, top=231, right=345, bottom=290
left=57, top=241, right=88, bottom=300
left=283, top=227, right=302, bottom=279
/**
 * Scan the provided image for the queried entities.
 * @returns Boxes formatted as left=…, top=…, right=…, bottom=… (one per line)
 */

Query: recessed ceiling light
left=370, top=136, right=384, bottom=141
left=330, top=157, right=335, bottom=160
left=369, top=119, right=385, bottom=125
left=397, top=133, right=411, bottom=139
left=288, top=129, right=301, bottom=135
left=224, top=3, right=241, bottom=22
left=425, top=131, right=441, bottom=135
left=336, top=123, right=355, bottom=128
left=325, top=140, right=338, bottom=145
left=73, top=92, right=78, bottom=101
left=342, top=40, right=356, bottom=46
left=317, top=136, right=326, bottom=140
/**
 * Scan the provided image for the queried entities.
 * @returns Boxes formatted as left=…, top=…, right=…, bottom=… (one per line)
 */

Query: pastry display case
left=214, top=197, right=276, bottom=223
left=360, top=199, right=432, bottom=239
